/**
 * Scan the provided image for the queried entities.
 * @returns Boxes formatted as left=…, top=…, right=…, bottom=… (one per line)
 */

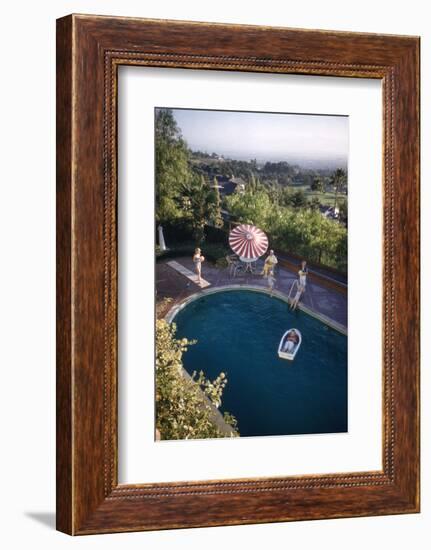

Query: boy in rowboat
left=283, top=330, right=299, bottom=353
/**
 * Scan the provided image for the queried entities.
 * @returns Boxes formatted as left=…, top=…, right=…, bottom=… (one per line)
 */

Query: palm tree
left=331, top=168, right=347, bottom=211
left=181, top=175, right=222, bottom=244
left=212, top=176, right=224, bottom=228
left=311, top=177, right=324, bottom=193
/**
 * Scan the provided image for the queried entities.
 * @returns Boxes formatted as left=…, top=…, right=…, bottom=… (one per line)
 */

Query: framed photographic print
left=56, top=14, right=420, bottom=534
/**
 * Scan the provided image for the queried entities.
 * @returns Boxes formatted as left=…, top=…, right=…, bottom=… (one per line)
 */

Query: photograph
left=0, top=0, right=423, bottom=543
left=155, top=107, right=348, bottom=441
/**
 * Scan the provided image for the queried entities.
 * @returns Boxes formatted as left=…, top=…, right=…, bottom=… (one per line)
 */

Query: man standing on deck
left=262, top=250, right=278, bottom=277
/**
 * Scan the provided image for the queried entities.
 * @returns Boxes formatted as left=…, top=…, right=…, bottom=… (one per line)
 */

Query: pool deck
left=156, top=256, right=347, bottom=329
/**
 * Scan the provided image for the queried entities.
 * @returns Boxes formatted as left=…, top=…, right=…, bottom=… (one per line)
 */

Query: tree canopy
left=225, top=188, right=347, bottom=270
left=155, top=108, right=191, bottom=224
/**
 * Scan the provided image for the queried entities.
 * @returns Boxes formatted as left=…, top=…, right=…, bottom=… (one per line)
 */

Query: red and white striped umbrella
left=229, top=224, right=269, bottom=260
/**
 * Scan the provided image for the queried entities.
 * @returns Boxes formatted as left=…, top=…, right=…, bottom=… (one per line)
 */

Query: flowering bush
left=155, top=319, right=238, bottom=440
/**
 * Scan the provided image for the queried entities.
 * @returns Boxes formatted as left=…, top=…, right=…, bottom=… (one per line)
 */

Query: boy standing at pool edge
left=299, top=260, right=308, bottom=288
left=267, top=269, right=276, bottom=295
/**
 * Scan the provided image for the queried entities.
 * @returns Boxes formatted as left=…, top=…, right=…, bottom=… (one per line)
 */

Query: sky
left=167, top=108, right=349, bottom=168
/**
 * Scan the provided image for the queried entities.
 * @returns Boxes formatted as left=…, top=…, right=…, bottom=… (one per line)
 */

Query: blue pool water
left=173, top=290, right=347, bottom=437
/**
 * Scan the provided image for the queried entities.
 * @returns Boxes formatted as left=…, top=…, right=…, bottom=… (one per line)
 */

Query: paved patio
left=156, top=256, right=347, bottom=329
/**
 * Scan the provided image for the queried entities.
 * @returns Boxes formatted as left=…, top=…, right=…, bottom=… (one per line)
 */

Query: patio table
left=239, top=256, right=259, bottom=274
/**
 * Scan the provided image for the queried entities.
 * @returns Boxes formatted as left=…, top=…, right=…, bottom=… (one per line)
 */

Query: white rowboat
left=278, top=329, right=302, bottom=361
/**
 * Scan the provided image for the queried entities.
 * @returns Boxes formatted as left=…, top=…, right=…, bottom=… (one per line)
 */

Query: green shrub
left=156, top=243, right=196, bottom=261
left=215, top=257, right=229, bottom=269
left=225, top=191, right=347, bottom=273
left=204, top=243, right=230, bottom=262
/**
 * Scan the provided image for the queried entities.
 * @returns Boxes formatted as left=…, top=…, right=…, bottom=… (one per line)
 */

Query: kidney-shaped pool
left=171, top=289, right=347, bottom=438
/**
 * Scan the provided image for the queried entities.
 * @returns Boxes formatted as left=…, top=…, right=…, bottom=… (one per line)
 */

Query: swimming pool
left=172, top=289, right=347, bottom=438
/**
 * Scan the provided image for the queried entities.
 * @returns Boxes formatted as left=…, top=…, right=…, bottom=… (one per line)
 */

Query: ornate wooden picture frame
left=56, top=14, right=420, bottom=534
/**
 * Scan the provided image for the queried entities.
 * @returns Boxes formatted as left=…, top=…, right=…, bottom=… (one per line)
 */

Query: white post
left=158, top=225, right=167, bottom=251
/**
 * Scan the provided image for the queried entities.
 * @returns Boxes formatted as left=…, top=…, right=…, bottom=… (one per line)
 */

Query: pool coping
left=165, top=284, right=348, bottom=336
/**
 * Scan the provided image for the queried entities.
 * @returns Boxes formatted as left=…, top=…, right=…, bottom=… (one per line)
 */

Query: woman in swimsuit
left=193, top=248, right=205, bottom=284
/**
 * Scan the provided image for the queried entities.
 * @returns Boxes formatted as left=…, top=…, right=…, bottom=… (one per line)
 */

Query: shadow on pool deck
left=156, top=256, right=347, bottom=329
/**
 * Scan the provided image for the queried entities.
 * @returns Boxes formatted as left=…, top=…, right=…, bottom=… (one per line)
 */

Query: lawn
left=291, top=183, right=346, bottom=207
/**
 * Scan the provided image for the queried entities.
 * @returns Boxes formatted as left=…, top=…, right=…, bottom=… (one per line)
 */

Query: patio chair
left=226, top=255, right=243, bottom=277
